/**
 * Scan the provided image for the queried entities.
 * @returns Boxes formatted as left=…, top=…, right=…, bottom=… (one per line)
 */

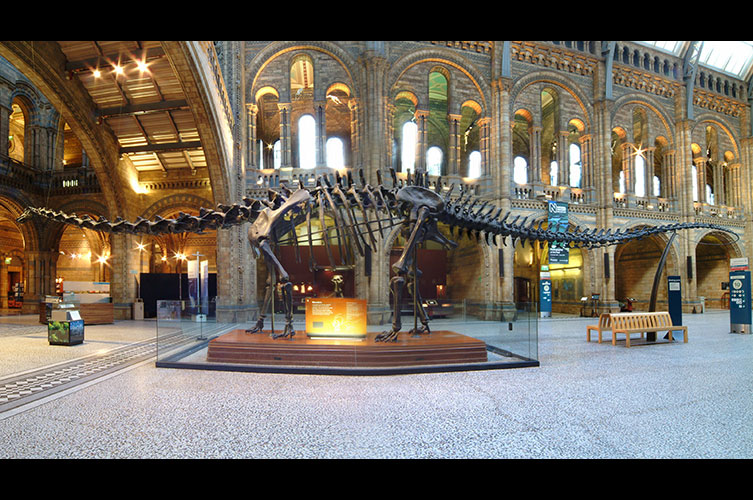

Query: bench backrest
left=598, top=313, right=611, bottom=328
left=611, top=312, right=673, bottom=330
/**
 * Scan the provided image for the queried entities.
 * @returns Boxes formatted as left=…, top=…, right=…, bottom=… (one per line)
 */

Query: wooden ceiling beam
left=98, top=99, right=190, bottom=118
left=65, top=46, right=166, bottom=73
left=120, top=141, right=202, bottom=155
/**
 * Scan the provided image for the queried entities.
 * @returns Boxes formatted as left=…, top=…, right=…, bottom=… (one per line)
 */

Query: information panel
left=729, top=270, right=751, bottom=334
left=539, top=267, right=552, bottom=318
left=305, top=297, right=367, bottom=338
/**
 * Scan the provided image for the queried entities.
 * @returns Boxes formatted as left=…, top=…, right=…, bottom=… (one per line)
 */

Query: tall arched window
left=619, top=171, right=626, bottom=194
left=514, top=156, right=528, bottom=184
left=401, top=121, right=417, bottom=173
left=653, top=176, right=660, bottom=197
left=692, top=164, right=698, bottom=202
left=569, top=143, right=582, bottom=187
left=635, top=154, right=646, bottom=197
left=426, top=146, right=442, bottom=176
left=550, top=161, right=559, bottom=186
left=326, top=137, right=345, bottom=169
left=273, top=140, right=281, bottom=169
left=467, top=151, right=481, bottom=179
left=298, top=115, right=316, bottom=169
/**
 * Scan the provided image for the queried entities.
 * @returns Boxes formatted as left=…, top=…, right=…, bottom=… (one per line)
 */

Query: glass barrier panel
left=156, top=299, right=539, bottom=371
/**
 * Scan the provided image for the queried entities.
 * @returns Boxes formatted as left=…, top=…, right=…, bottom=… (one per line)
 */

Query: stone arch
left=141, top=193, right=213, bottom=220
left=247, top=41, right=360, bottom=105
left=612, top=221, right=681, bottom=311
left=388, top=48, right=490, bottom=116
left=694, top=228, right=743, bottom=309
left=510, top=70, right=592, bottom=131
left=610, top=94, right=676, bottom=148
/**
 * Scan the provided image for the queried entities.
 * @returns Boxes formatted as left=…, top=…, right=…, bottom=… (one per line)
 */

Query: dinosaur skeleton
left=17, top=167, right=738, bottom=342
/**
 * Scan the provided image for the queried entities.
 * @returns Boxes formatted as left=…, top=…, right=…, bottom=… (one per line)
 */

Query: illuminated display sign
left=305, top=297, right=367, bottom=338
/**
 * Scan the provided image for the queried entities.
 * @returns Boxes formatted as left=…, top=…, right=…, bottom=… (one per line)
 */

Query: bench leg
left=667, top=330, right=673, bottom=342
left=625, top=333, right=630, bottom=348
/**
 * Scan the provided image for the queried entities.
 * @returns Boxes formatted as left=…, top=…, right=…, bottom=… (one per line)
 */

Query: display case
left=47, top=304, right=84, bottom=346
left=155, top=299, right=539, bottom=374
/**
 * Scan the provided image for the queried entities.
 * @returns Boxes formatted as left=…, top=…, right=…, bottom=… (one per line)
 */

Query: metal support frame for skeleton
left=17, top=167, right=739, bottom=343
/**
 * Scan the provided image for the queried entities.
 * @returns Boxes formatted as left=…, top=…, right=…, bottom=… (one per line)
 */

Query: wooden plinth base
left=206, top=329, right=487, bottom=367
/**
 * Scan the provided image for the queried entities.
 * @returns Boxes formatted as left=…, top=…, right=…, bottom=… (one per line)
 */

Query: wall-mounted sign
left=305, top=297, right=367, bottom=338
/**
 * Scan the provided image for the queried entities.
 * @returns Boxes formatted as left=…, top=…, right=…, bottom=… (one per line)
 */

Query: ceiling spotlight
left=92, top=69, right=101, bottom=78
left=137, top=60, right=149, bottom=72
left=113, top=64, right=124, bottom=76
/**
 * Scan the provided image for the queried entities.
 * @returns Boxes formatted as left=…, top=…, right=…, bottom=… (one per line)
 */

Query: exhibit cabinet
left=154, top=299, right=540, bottom=374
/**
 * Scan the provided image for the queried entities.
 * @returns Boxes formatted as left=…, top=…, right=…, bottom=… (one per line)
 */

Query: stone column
left=529, top=125, right=542, bottom=184
left=713, top=162, right=725, bottom=206
left=0, top=103, right=10, bottom=158
left=447, top=113, right=462, bottom=176
left=579, top=134, right=593, bottom=199
left=0, top=257, right=8, bottom=309
left=314, top=100, right=327, bottom=167
left=278, top=103, right=292, bottom=169
left=694, top=157, right=707, bottom=204
left=621, top=143, right=635, bottom=195
left=414, top=109, right=429, bottom=173
left=350, top=98, right=361, bottom=170
left=21, top=250, right=58, bottom=314
left=246, top=103, right=258, bottom=172
left=478, top=117, right=491, bottom=179
left=645, top=147, right=655, bottom=197
left=557, top=131, right=570, bottom=186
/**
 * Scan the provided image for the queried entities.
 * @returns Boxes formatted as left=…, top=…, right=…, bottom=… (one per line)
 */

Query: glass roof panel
left=638, top=41, right=753, bottom=79
left=641, top=41, right=684, bottom=54
left=697, top=41, right=753, bottom=78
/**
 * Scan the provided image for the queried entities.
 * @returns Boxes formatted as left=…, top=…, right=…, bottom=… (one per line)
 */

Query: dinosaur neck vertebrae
left=17, top=167, right=738, bottom=341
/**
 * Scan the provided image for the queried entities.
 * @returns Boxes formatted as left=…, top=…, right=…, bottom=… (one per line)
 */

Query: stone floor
left=0, top=309, right=751, bottom=458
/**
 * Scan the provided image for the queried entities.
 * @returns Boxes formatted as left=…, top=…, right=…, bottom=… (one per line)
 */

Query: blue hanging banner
left=547, top=200, right=569, bottom=265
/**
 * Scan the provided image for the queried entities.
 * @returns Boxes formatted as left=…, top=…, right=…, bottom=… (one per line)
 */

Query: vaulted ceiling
left=56, top=41, right=206, bottom=174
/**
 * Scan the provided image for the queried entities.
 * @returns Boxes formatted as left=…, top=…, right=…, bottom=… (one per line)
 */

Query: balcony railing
left=0, top=155, right=101, bottom=195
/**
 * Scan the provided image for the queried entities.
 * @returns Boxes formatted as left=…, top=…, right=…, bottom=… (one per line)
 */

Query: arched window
left=691, top=164, right=698, bottom=202
left=619, top=170, right=625, bottom=194
left=326, top=137, right=345, bottom=169
left=298, top=115, right=316, bottom=169
left=635, top=154, right=646, bottom=197
left=401, top=121, right=417, bottom=173
left=273, top=140, right=281, bottom=169
left=467, top=151, right=481, bottom=179
left=513, top=156, right=528, bottom=184
left=569, top=143, right=582, bottom=188
left=550, top=161, right=558, bottom=186
left=653, top=176, right=660, bottom=197
left=706, top=184, right=714, bottom=205
left=426, top=146, right=442, bottom=176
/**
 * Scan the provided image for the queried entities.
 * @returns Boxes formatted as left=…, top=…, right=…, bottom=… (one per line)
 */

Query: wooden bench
left=610, top=312, right=687, bottom=347
left=586, top=313, right=612, bottom=343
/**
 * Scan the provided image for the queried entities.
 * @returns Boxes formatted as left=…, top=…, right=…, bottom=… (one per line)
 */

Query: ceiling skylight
left=639, top=41, right=753, bottom=80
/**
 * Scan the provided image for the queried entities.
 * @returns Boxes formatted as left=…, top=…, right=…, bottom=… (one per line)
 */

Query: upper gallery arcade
left=0, top=41, right=751, bottom=322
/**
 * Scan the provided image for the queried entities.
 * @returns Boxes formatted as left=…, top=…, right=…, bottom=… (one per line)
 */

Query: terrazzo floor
left=0, top=309, right=751, bottom=458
